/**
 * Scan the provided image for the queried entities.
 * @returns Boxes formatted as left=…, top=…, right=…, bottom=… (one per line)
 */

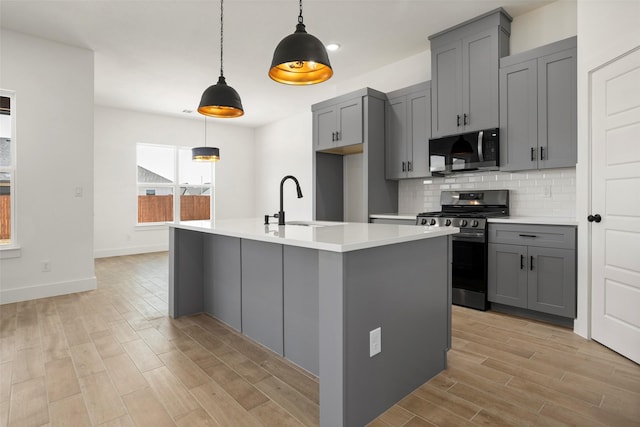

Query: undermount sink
left=285, top=220, right=344, bottom=227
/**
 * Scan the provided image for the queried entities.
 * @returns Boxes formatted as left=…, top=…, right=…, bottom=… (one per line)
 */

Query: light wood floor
left=0, top=252, right=638, bottom=427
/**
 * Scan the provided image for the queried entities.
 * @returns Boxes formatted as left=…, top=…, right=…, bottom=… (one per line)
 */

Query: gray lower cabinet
left=385, top=82, right=431, bottom=179
left=283, top=246, right=319, bottom=375
left=203, top=235, right=242, bottom=331
left=241, top=239, right=284, bottom=355
left=500, top=36, right=577, bottom=171
left=488, top=223, right=576, bottom=318
left=429, top=9, right=511, bottom=138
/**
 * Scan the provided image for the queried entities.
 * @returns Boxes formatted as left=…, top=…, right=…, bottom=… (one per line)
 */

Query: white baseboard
left=0, top=276, right=97, bottom=304
left=94, top=244, right=168, bottom=259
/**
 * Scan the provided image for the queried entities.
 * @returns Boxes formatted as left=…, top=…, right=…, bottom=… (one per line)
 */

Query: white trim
left=0, top=246, right=21, bottom=259
left=0, top=276, right=97, bottom=304
left=94, top=245, right=168, bottom=259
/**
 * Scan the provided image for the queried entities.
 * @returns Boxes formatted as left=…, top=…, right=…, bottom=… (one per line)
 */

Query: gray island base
left=169, top=219, right=455, bottom=426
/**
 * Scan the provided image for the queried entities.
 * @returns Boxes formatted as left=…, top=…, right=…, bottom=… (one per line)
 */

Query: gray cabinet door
left=283, top=246, right=319, bottom=375
left=527, top=246, right=576, bottom=317
left=500, top=59, right=539, bottom=171
left=487, top=243, right=528, bottom=308
left=203, top=235, right=242, bottom=331
left=431, top=40, right=462, bottom=138
left=241, top=239, right=284, bottom=355
left=314, top=105, right=337, bottom=151
left=385, top=95, right=406, bottom=179
left=336, top=97, right=363, bottom=148
left=407, top=88, right=431, bottom=178
left=462, top=27, right=499, bottom=132
left=538, top=47, right=577, bottom=169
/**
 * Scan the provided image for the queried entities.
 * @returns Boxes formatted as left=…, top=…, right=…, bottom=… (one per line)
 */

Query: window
left=136, top=143, right=214, bottom=224
left=0, top=91, right=16, bottom=247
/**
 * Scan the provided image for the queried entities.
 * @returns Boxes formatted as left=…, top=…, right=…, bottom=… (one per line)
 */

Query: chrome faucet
left=277, top=175, right=303, bottom=226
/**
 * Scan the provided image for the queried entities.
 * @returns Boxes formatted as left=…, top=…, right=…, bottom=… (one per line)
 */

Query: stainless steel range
left=417, top=190, right=509, bottom=311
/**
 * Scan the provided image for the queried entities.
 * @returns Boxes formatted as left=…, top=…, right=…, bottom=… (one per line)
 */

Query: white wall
left=574, top=0, right=640, bottom=337
left=253, top=111, right=313, bottom=221
left=510, top=0, right=577, bottom=54
left=94, top=106, right=255, bottom=257
left=0, top=30, right=96, bottom=303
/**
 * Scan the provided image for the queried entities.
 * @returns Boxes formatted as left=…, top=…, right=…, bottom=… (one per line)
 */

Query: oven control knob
left=429, top=219, right=437, bottom=226
left=471, top=220, right=479, bottom=227
left=460, top=219, right=468, bottom=227
left=420, top=218, right=427, bottom=225
left=445, top=219, right=452, bottom=226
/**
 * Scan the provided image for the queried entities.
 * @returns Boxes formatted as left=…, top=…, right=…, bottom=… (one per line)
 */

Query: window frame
left=135, top=142, right=214, bottom=227
left=0, top=89, right=19, bottom=256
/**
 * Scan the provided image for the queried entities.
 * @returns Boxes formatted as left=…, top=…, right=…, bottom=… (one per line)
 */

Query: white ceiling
left=1, top=0, right=553, bottom=128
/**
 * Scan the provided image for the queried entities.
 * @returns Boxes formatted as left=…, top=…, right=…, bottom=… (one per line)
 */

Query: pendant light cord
left=204, top=117, right=207, bottom=148
left=298, top=0, right=303, bottom=24
left=220, top=0, right=224, bottom=77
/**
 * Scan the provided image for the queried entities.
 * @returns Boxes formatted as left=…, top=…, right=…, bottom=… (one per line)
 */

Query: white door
left=591, top=47, right=640, bottom=364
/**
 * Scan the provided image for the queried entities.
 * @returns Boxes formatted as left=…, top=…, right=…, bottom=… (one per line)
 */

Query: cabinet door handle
left=463, top=113, right=468, bottom=126
left=519, top=234, right=537, bottom=238
left=457, top=115, right=461, bottom=127
left=402, top=161, right=406, bottom=172
left=336, top=131, right=340, bottom=141
left=408, top=161, right=413, bottom=171
left=540, top=146, right=545, bottom=160
left=331, top=132, right=335, bottom=141
left=531, top=147, right=536, bottom=161
left=520, top=254, right=524, bottom=270
left=530, top=255, right=534, bottom=271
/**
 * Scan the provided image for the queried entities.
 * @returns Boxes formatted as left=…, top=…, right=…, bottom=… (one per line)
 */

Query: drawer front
left=488, top=224, right=576, bottom=249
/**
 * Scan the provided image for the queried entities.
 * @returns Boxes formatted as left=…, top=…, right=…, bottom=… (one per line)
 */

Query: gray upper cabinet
left=385, top=82, right=431, bottom=180
left=500, top=36, right=577, bottom=171
left=313, top=88, right=398, bottom=222
left=429, top=8, right=511, bottom=138
left=488, top=223, right=576, bottom=318
left=313, top=96, right=363, bottom=151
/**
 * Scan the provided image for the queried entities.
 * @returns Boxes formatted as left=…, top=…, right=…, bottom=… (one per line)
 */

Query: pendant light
left=192, top=117, right=220, bottom=162
left=198, top=0, right=244, bottom=118
left=269, top=0, right=333, bottom=85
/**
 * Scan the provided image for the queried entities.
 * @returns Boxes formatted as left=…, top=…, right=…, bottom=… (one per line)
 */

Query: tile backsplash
left=398, top=167, right=576, bottom=217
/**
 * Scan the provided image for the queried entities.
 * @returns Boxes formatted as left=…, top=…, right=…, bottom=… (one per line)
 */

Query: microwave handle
left=477, top=130, right=484, bottom=162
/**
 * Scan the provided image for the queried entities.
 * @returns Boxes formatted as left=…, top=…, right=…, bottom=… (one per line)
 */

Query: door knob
left=587, top=214, right=602, bottom=223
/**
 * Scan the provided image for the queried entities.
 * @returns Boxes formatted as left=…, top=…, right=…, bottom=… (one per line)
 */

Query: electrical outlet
left=42, top=260, right=51, bottom=272
left=74, top=186, right=83, bottom=197
left=369, top=327, right=381, bottom=357
left=543, top=185, right=551, bottom=198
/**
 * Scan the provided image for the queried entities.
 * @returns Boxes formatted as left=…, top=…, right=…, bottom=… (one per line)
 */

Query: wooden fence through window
left=0, top=195, right=9, bottom=240
left=137, top=195, right=210, bottom=223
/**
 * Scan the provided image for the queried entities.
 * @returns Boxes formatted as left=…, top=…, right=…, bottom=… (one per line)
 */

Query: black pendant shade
left=269, top=2, right=333, bottom=85
left=192, top=146, right=220, bottom=162
left=198, top=76, right=244, bottom=118
left=198, top=0, right=244, bottom=118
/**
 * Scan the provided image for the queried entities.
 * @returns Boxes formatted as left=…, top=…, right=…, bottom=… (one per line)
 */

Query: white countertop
left=369, top=213, right=417, bottom=220
left=488, top=216, right=579, bottom=226
left=170, top=218, right=458, bottom=253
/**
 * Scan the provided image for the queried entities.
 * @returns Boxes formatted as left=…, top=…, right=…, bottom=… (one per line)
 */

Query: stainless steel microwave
left=429, top=128, right=500, bottom=176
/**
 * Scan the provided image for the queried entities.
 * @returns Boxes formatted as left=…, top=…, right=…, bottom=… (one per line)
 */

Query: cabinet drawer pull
left=457, top=114, right=461, bottom=127
left=520, top=254, right=524, bottom=270
left=530, top=255, right=534, bottom=271
left=519, top=234, right=537, bottom=238
left=531, top=147, right=536, bottom=161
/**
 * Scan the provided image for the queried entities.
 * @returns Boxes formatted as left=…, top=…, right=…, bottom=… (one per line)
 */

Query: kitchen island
left=169, top=219, right=457, bottom=427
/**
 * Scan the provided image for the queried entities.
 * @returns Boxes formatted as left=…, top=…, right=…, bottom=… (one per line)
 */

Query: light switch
left=369, top=327, right=381, bottom=357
